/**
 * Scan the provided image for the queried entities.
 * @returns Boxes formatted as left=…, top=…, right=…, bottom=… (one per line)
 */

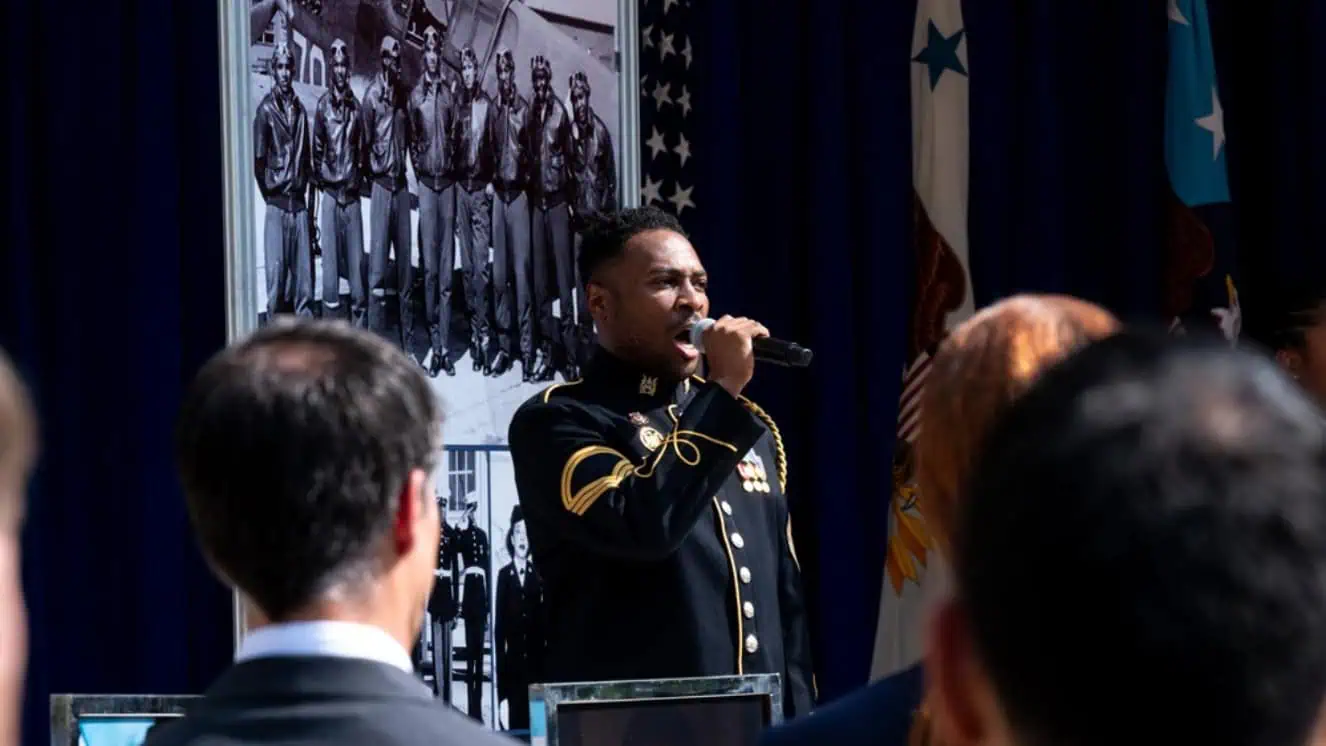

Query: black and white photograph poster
left=228, top=0, right=638, bottom=732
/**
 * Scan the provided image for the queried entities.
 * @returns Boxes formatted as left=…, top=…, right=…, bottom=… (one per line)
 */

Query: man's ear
left=587, top=282, right=609, bottom=323
left=926, top=599, right=993, bottom=746
left=392, top=468, right=429, bottom=555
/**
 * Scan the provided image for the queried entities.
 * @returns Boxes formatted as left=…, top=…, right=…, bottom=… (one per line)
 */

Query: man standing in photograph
left=489, top=48, right=533, bottom=380
left=409, top=26, right=458, bottom=376
left=254, top=43, right=314, bottom=320
left=362, top=36, right=415, bottom=350
left=454, top=47, right=497, bottom=374
left=428, top=502, right=459, bottom=698
left=529, top=56, right=576, bottom=381
left=569, top=70, right=616, bottom=370
left=455, top=499, right=491, bottom=722
left=312, top=38, right=368, bottom=328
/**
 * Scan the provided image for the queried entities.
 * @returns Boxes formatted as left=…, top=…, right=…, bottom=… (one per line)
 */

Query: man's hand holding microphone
left=691, top=315, right=813, bottom=398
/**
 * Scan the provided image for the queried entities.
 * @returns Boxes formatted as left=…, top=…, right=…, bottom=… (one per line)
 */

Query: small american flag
left=639, top=0, right=697, bottom=227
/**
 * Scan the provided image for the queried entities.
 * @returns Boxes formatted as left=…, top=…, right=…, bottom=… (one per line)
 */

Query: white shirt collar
left=235, top=620, right=414, bottom=673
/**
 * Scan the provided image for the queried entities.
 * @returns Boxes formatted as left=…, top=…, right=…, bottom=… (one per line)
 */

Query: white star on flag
left=1195, top=85, right=1226, bottom=159
left=641, top=176, right=663, bottom=206
left=651, top=81, right=672, bottom=109
left=668, top=184, right=695, bottom=215
left=675, top=133, right=692, bottom=167
left=640, top=0, right=698, bottom=221
left=646, top=127, right=668, bottom=160
left=1168, top=0, right=1190, bottom=25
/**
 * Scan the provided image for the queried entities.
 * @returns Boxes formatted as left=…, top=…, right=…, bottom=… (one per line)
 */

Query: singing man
left=507, top=207, right=815, bottom=719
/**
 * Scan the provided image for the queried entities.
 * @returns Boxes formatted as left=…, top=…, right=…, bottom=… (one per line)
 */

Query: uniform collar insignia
left=639, top=376, right=658, bottom=396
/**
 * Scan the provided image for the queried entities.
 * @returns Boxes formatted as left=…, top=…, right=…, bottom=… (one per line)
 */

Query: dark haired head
left=1246, top=277, right=1326, bottom=408
left=505, top=504, right=529, bottom=560
left=175, top=319, right=442, bottom=630
left=931, top=330, right=1326, bottom=746
left=578, top=207, right=706, bottom=379
left=577, top=206, right=686, bottom=286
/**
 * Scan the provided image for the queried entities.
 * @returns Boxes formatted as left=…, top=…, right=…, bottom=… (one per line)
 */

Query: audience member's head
left=0, top=349, right=35, bottom=746
left=1247, top=276, right=1326, bottom=408
left=175, top=320, right=441, bottom=649
left=916, top=294, right=1119, bottom=553
left=929, top=330, right=1326, bottom=746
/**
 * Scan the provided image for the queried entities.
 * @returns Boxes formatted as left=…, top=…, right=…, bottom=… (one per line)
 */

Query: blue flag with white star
left=1164, top=0, right=1240, bottom=341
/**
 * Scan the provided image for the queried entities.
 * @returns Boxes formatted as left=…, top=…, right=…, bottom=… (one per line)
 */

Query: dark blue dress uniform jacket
left=508, top=349, right=815, bottom=718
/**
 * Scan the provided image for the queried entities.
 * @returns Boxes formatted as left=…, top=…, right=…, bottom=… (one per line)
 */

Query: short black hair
left=175, top=319, right=440, bottom=620
left=577, top=206, right=686, bottom=286
left=956, top=330, right=1326, bottom=746
left=1247, top=276, right=1326, bottom=353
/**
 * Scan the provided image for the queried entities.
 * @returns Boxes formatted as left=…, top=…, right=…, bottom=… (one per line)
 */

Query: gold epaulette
left=540, top=378, right=583, bottom=403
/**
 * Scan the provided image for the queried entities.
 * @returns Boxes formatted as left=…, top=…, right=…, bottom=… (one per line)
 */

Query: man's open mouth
left=671, top=327, right=700, bottom=360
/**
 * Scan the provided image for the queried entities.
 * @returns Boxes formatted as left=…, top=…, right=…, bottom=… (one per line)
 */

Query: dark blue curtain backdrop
left=4, top=2, right=1325, bottom=745
left=685, top=0, right=1320, bottom=704
left=3, top=3, right=233, bottom=746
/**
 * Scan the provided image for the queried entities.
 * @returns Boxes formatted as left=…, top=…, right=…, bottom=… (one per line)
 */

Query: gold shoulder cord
left=541, top=378, right=583, bottom=403
left=690, top=375, right=788, bottom=492
left=737, top=396, right=788, bottom=493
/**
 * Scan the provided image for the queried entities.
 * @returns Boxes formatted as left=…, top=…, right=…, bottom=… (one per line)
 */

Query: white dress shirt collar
left=235, top=620, right=414, bottom=674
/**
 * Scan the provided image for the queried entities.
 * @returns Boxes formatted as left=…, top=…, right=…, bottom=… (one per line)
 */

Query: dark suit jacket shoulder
left=759, top=663, right=924, bottom=746
left=144, top=656, right=515, bottom=746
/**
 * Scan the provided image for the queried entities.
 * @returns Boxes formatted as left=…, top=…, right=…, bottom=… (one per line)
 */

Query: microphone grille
left=688, top=318, right=716, bottom=350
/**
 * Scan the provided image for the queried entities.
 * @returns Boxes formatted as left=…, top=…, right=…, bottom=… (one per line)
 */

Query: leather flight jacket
left=491, top=92, right=532, bottom=200
left=530, top=97, right=573, bottom=209
left=361, top=74, right=410, bottom=191
left=454, top=88, right=496, bottom=192
left=254, top=90, right=311, bottom=209
left=312, top=88, right=364, bottom=205
left=409, top=74, right=457, bottom=192
left=572, top=112, right=617, bottom=220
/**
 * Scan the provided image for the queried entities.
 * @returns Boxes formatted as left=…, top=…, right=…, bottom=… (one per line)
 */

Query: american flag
left=638, top=0, right=697, bottom=226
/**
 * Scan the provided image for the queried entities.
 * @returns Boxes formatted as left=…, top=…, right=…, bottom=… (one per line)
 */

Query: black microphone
left=688, top=319, right=814, bottom=368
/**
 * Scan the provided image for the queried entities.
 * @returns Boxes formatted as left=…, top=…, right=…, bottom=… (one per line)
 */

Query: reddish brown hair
left=0, top=349, right=35, bottom=528
left=915, top=295, right=1119, bottom=554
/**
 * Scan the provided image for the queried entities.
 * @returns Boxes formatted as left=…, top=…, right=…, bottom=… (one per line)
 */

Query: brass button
left=745, top=634, right=759, bottom=654
left=731, top=532, right=744, bottom=549
left=721, top=500, right=733, bottom=515
left=743, top=601, right=755, bottom=619
left=739, top=567, right=752, bottom=584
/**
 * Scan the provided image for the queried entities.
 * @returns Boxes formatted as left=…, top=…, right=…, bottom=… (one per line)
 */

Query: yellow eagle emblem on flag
left=885, top=443, right=934, bottom=595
